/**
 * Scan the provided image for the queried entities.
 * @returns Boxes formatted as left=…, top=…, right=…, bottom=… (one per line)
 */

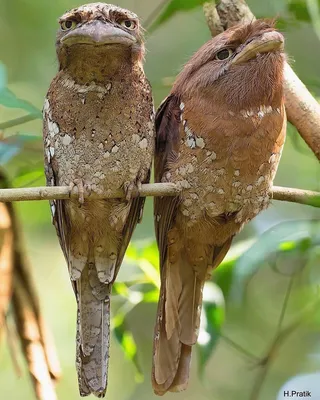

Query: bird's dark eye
left=60, top=19, right=77, bottom=31
left=120, top=19, right=137, bottom=30
left=215, top=48, right=234, bottom=60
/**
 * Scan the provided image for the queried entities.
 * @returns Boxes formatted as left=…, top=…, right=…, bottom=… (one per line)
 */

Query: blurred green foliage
left=1, top=0, right=320, bottom=400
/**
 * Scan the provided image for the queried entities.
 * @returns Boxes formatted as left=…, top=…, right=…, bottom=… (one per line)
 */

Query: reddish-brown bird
left=152, top=20, right=286, bottom=395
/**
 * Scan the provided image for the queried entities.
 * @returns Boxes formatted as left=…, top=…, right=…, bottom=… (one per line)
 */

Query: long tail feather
left=152, top=239, right=233, bottom=395
left=76, top=264, right=110, bottom=398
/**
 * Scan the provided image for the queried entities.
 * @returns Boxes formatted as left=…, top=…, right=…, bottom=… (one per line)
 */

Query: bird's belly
left=50, top=132, right=152, bottom=193
left=169, top=145, right=282, bottom=228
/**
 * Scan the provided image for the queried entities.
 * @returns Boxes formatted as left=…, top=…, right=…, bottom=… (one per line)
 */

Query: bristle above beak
left=231, top=30, right=284, bottom=65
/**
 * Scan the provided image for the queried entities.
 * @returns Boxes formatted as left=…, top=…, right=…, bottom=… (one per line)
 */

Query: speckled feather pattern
left=43, top=3, right=154, bottom=397
left=152, top=20, right=286, bottom=396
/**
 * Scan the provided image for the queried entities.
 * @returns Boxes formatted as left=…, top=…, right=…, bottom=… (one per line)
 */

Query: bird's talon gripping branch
left=124, top=181, right=139, bottom=202
left=69, top=179, right=85, bottom=205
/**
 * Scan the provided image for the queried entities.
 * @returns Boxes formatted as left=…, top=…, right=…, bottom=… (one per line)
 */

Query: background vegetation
left=0, top=0, right=320, bottom=399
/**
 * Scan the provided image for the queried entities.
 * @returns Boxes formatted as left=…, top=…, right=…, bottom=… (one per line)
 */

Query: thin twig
left=0, top=114, right=40, bottom=130
left=221, top=334, right=260, bottom=362
left=0, top=184, right=319, bottom=207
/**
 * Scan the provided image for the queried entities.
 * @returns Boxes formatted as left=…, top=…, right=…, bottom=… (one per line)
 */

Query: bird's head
left=56, top=3, right=145, bottom=77
left=173, top=20, right=286, bottom=111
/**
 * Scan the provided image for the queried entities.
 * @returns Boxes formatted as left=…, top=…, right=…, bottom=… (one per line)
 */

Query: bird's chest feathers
left=170, top=102, right=285, bottom=221
left=43, top=72, right=154, bottom=190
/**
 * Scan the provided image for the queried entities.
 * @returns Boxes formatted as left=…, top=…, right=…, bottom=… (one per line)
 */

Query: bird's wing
left=44, top=129, right=71, bottom=268
left=154, top=95, right=181, bottom=265
left=115, top=168, right=152, bottom=276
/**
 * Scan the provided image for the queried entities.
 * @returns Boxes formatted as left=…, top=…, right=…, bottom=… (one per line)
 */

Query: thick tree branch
left=204, top=0, right=320, bottom=160
left=0, top=184, right=319, bottom=208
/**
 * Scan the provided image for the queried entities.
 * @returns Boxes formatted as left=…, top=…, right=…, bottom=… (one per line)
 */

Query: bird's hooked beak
left=231, top=30, right=284, bottom=65
left=61, top=20, right=137, bottom=47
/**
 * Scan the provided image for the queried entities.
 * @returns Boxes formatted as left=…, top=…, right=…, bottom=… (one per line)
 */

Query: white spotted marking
left=139, top=138, right=148, bottom=149
left=185, top=163, right=194, bottom=173
left=132, top=133, right=140, bottom=144
left=195, top=137, right=205, bottom=149
left=216, top=168, right=225, bottom=176
left=232, top=181, right=241, bottom=188
left=217, top=189, right=225, bottom=195
left=246, top=185, right=253, bottom=191
left=178, top=180, right=191, bottom=189
left=239, top=105, right=275, bottom=119
left=62, top=134, right=72, bottom=146
left=49, top=147, right=55, bottom=158
left=269, top=153, right=277, bottom=163
left=48, top=120, right=60, bottom=137
left=256, top=176, right=265, bottom=186
left=205, top=151, right=217, bottom=162
left=111, top=145, right=119, bottom=153
left=109, top=253, right=117, bottom=261
left=180, top=102, right=185, bottom=111
left=234, top=169, right=240, bottom=176
left=61, top=75, right=112, bottom=97
left=50, top=202, right=56, bottom=216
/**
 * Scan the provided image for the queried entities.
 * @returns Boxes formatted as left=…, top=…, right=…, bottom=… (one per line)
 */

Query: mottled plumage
left=43, top=3, right=154, bottom=397
left=152, top=20, right=286, bottom=395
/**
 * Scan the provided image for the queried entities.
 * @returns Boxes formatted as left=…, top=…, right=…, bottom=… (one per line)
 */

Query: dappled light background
left=0, top=0, right=320, bottom=399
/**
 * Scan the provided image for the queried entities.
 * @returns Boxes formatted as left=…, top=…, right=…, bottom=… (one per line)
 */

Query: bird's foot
left=123, top=179, right=142, bottom=202
left=69, top=179, right=92, bottom=205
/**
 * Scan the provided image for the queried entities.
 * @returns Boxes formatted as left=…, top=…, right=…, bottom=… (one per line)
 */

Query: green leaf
left=0, top=142, right=21, bottom=165
left=114, top=321, right=144, bottom=382
left=0, top=134, right=39, bottom=165
left=141, top=242, right=159, bottom=270
left=229, top=220, right=320, bottom=303
left=197, top=282, right=225, bottom=376
left=288, top=0, right=311, bottom=21
left=0, top=87, right=41, bottom=116
left=125, top=241, right=160, bottom=289
left=213, top=238, right=255, bottom=299
left=149, top=0, right=208, bottom=32
left=142, top=289, right=159, bottom=303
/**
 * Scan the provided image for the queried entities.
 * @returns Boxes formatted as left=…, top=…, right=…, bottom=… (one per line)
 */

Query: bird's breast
left=43, top=71, right=154, bottom=192
left=168, top=103, right=286, bottom=228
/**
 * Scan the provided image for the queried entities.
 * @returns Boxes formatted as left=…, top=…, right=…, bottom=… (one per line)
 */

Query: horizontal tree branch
left=0, top=184, right=319, bottom=208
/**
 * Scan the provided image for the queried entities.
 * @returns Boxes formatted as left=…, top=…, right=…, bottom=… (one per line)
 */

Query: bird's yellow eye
left=60, top=20, right=77, bottom=31
left=120, top=19, right=137, bottom=30
left=215, top=48, right=234, bottom=61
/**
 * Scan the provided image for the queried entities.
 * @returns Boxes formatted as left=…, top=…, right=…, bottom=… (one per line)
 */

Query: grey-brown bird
left=152, top=20, right=286, bottom=395
left=43, top=3, right=154, bottom=397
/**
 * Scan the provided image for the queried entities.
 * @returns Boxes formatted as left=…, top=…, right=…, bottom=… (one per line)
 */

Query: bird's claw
left=69, top=179, right=87, bottom=205
left=124, top=181, right=141, bottom=201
